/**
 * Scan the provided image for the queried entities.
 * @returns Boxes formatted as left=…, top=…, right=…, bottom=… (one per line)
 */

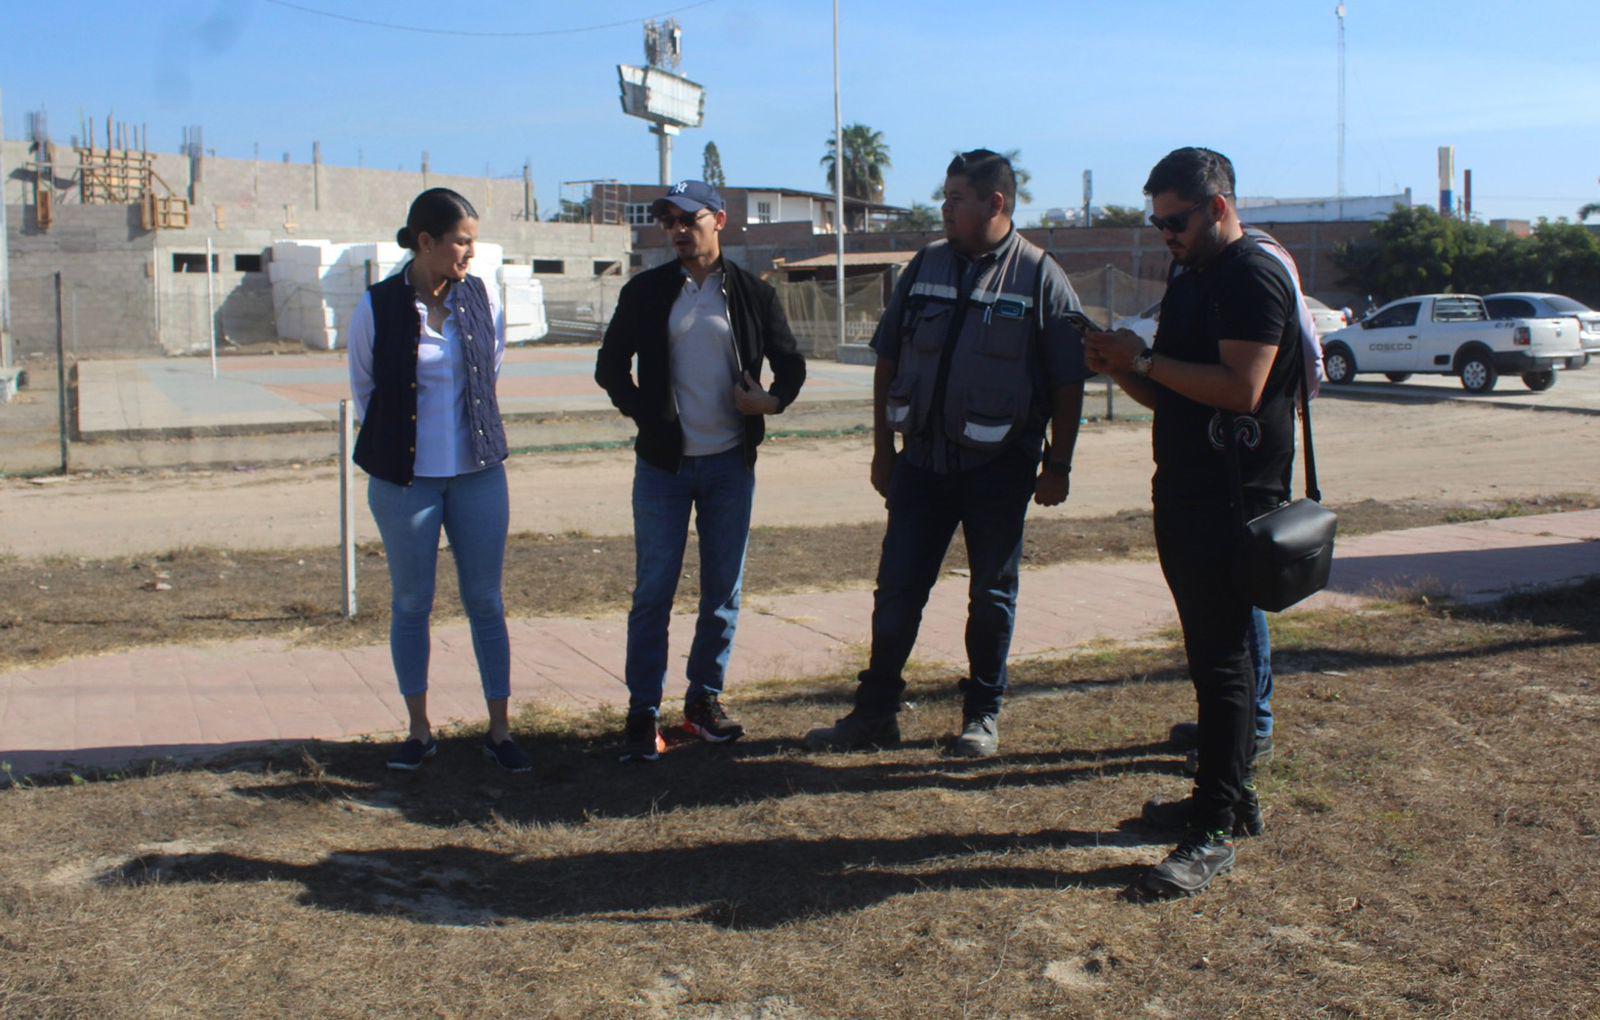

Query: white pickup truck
left=1320, top=293, right=1585, bottom=393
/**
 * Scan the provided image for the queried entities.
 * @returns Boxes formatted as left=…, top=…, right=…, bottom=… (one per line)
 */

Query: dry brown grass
left=2, top=584, right=1597, bottom=1017
left=4, top=493, right=1594, bottom=672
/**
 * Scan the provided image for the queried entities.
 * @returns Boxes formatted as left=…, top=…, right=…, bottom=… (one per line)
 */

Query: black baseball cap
left=650, top=179, right=725, bottom=218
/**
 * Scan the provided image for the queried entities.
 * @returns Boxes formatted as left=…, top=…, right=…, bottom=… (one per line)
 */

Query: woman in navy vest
left=347, top=188, right=528, bottom=773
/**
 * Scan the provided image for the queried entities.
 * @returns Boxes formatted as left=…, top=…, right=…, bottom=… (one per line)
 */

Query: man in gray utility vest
left=805, top=149, right=1090, bottom=757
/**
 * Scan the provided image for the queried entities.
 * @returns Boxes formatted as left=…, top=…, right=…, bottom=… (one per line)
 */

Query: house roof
left=616, top=183, right=907, bottom=214
left=774, top=250, right=920, bottom=270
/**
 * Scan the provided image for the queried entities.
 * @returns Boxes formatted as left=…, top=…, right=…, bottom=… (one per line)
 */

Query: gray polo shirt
left=668, top=268, right=743, bottom=457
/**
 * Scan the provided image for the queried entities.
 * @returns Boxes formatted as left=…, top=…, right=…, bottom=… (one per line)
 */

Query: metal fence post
left=339, top=399, right=357, bottom=619
left=1105, top=266, right=1116, bottom=420
left=54, top=272, right=68, bottom=473
left=206, top=237, right=218, bottom=379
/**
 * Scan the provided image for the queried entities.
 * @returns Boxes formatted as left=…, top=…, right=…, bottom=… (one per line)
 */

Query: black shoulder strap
left=1224, top=326, right=1320, bottom=527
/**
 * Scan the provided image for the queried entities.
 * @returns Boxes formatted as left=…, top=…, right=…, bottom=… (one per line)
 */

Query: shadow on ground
left=104, top=826, right=1155, bottom=930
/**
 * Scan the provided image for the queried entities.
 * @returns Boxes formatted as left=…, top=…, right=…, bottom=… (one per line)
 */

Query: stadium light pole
left=832, top=0, right=846, bottom=353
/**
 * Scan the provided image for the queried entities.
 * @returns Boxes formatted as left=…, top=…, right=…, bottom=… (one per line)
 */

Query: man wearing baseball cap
left=595, top=180, right=807, bottom=761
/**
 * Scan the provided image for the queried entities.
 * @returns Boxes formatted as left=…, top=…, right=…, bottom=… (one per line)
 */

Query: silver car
left=1485, top=292, right=1600, bottom=356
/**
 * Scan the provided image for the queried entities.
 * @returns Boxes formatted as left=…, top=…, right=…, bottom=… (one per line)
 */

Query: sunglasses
left=1148, top=198, right=1213, bottom=234
left=658, top=210, right=711, bottom=230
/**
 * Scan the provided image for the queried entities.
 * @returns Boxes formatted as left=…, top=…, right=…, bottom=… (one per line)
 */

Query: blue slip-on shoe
left=387, top=736, right=438, bottom=771
left=483, top=736, right=533, bottom=773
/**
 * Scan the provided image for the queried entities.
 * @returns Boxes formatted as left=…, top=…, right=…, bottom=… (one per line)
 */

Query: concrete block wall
left=3, top=141, right=630, bottom=355
left=4, top=204, right=158, bottom=359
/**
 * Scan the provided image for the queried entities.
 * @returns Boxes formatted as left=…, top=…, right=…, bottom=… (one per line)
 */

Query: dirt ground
left=2, top=590, right=1596, bottom=1017
left=5, top=494, right=1593, bottom=672
left=2, top=396, right=1599, bottom=559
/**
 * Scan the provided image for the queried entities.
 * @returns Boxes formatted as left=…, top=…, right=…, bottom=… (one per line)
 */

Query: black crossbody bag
left=1223, top=340, right=1338, bottom=612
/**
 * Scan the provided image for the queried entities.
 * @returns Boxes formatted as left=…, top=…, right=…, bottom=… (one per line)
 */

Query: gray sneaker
left=803, top=708, right=900, bottom=751
left=949, top=712, right=999, bottom=758
left=1140, top=829, right=1237, bottom=898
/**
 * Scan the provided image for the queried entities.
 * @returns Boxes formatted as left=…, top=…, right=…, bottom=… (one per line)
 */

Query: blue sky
left=4, top=0, right=1597, bottom=223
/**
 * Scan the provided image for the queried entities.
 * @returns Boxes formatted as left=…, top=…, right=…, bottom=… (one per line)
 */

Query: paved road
left=1324, top=359, right=1600, bottom=414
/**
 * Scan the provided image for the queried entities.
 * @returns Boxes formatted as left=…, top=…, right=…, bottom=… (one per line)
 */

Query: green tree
left=1333, top=206, right=1600, bottom=307
left=1333, top=206, right=1465, bottom=300
left=887, top=202, right=940, bottom=232
left=1095, top=204, right=1146, bottom=227
left=1514, top=220, right=1600, bottom=305
left=930, top=148, right=1033, bottom=208
left=701, top=141, right=726, bottom=189
left=821, top=123, right=892, bottom=230
left=1578, top=201, right=1599, bottom=221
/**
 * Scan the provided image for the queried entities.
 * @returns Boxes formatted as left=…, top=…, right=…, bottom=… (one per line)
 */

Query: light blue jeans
left=626, top=448, right=755, bottom=714
left=1250, top=607, right=1274, bottom=739
left=367, top=464, right=510, bottom=700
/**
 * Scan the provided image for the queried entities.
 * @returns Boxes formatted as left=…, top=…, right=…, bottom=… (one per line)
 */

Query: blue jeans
left=858, top=442, right=1039, bottom=717
left=367, top=464, right=510, bottom=701
left=1249, top=607, right=1274, bottom=739
left=626, top=448, right=756, bottom=714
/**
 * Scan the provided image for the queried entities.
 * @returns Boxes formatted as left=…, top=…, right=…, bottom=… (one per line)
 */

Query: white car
left=1114, top=295, right=1346, bottom=343
left=1304, top=296, right=1349, bottom=336
left=1320, top=293, right=1585, bottom=392
left=1484, top=292, right=1600, bottom=357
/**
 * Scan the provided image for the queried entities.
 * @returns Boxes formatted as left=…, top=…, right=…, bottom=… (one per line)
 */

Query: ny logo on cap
left=670, top=182, right=689, bottom=195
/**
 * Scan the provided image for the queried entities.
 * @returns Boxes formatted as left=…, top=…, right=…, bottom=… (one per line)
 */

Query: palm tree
left=821, top=123, right=891, bottom=230
left=1580, top=201, right=1600, bottom=221
left=931, top=148, right=1033, bottom=208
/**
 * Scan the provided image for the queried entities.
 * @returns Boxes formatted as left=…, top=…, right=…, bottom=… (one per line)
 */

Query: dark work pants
left=1153, top=496, right=1273, bottom=834
left=857, top=441, right=1039, bottom=717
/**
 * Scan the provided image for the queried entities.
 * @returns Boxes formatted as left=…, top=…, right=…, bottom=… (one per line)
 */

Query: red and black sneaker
left=684, top=695, right=745, bottom=743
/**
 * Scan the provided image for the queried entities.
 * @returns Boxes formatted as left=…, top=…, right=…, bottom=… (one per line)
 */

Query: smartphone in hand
left=1061, top=309, right=1107, bottom=335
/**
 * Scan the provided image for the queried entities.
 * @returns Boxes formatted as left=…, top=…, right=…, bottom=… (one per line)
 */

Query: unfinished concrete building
left=2, top=119, right=630, bottom=359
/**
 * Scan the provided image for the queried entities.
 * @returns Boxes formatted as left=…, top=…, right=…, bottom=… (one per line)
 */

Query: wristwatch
left=1044, top=459, right=1071, bottom=477
left=1131, top=345, right=1155, bottom=377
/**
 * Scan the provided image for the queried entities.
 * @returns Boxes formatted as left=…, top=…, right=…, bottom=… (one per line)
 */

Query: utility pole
left=0, top=86, right=12, bottom=377
left=1336, top=3, right=1347, bottom=220
left=832, top=0, right=846, bottom=354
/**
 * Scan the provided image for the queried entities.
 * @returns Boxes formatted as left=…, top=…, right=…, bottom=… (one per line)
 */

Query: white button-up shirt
left=347, top=274, right=506, bottom=478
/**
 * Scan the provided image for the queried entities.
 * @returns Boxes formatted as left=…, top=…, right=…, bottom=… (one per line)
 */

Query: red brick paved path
left=4, top=511, right=1597, bottom=777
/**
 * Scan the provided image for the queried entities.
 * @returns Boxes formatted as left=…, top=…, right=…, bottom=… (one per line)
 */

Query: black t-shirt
left=1151, top=235, right=1300, bottom=505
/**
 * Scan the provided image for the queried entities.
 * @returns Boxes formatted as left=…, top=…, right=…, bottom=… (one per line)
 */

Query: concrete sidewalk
left=4, top=510, right=1598, bottom=777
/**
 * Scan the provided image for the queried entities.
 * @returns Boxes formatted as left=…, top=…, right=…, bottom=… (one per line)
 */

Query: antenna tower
left=618, top=19, right=705, bottom=185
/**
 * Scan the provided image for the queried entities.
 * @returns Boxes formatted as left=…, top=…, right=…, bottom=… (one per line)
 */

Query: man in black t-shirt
left=1085, top=147, right=1300, bottom=899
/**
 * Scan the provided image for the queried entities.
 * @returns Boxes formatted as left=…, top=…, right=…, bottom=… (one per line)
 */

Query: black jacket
left=595, top=257, right=807, bottom=471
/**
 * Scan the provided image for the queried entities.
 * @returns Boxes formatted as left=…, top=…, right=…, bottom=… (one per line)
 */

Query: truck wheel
left=1384, top=372, right=1412, bottom=383
left=1323, top=344, right=1356, bottom=384
left=1521, top=371, right=1555, bottom=391
left=1459, top=351, right=1498, bottom=393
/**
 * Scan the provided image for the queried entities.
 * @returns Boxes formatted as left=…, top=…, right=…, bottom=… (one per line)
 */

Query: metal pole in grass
left=54, top=272, right=68, bottom=473
left=339, top=399, right=357, bottom=619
